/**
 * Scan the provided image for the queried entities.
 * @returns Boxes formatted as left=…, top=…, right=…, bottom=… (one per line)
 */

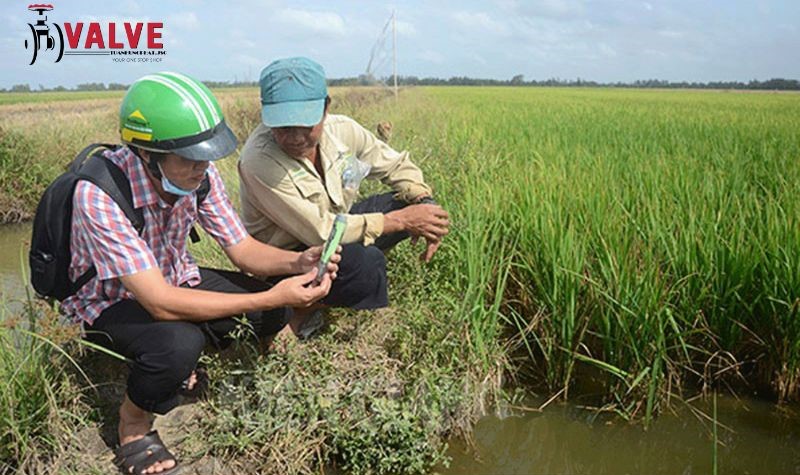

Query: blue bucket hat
left=260, top=57, right=328, bottom=127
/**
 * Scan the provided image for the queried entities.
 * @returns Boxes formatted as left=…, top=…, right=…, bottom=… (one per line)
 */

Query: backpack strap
left=71, top=148, right=145, bottom=293
left=197, top=175, right=211, bottom=205
left=189, top=175, right=211, bottom=243
left=78, top=154, right=144, bottom=232
left=68, top=143, right=117, bottom=174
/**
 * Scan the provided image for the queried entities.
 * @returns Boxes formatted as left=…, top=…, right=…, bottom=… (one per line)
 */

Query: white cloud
left=471, top=53, right=488, bottom=65
left=496, top=0, right=586, bottom=21
left=598, top=43, right=617, bottom=58
left=396, top=20, right=417, bottom=36
left=275, top=8, right=346, bottom=37
left=168, top=12, right=199, bottom=31
left=234, top=53, right=264, bottom=67
left=165, top=36, right=183, bottom=47
left=121, top=0, right=142, bottom=15
left=452, top=11, right=509, bottom=36
left=657, top=29, right=685, bottom=39
left=418, top=49, right=444, bottom=63
left=228, top=29, right=256, bottom=49
left=78, top=15, right=154, bottom=24
left=535, top=0, right=586, bottom=18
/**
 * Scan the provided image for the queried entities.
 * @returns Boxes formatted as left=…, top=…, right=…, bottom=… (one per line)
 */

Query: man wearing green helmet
left=61, top=71, right=340, bottom=475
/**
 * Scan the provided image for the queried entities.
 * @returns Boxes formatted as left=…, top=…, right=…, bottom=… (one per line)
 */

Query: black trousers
left=277, top=192, right=411, bottom=310
left=86, top=268, right=290, bottom=415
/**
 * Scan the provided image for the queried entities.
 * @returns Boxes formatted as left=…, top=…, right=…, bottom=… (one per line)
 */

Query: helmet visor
left=170, top=121, right=238, bottom=161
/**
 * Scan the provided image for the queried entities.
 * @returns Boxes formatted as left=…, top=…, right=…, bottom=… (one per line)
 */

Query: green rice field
left=392, top=87, right=800, bottom=414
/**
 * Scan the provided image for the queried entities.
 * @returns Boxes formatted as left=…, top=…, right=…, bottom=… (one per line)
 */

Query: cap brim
left=261, top=98, right=325, bottom=127
left=172, top=121, right=238, bottom=161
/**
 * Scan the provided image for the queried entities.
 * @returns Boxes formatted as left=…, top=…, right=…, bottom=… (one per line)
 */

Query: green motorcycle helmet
left=119, top=71, right=237, bottom=161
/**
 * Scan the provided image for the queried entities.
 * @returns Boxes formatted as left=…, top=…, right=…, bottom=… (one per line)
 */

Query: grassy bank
left=0, top=297, right=89, bottom=473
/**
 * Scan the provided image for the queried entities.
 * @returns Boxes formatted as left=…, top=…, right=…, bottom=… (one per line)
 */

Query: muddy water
left=440, top=394, right=800, bottom=475
left=0, top=224, right=31, bottom=309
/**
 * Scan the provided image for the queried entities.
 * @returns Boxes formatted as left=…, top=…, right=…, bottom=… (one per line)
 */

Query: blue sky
left=1, top=0, right=798, bottom=88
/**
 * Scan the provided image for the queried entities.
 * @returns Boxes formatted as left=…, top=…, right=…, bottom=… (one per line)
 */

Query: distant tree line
left=4, top=82, right=130, bottom=92
left=331, top=74, right=800, bottom=90
left=3, top=76, right=799, bottom=93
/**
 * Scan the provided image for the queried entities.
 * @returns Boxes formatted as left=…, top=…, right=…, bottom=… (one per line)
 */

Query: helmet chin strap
left=134, top=147, right=163, bottom=179
left=147, top=156, right=163, bottom=179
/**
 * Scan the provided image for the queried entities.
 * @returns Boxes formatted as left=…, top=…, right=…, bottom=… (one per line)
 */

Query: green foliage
left=330, top=398, right=443, bottom=475
left=0, top=127, right=55, bottom=222
left=194, top=300, right=467, bottom=475
left=385, top=86, right=800, bottom=412
left=0, top=304, right=86, bottom=472
left=0, top=90, right=124, bottom=105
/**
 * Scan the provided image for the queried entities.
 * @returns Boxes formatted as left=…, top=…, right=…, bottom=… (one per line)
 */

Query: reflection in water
left=441, top=395, right=800, bottom=475
left=0, top=224, right=32, bottom=311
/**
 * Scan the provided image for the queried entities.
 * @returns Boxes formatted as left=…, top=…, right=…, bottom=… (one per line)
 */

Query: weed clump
left=0, top=302, right=87, bottom=474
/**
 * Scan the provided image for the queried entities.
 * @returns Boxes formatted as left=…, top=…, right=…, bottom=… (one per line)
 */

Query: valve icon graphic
left=24, top=4, right=64, bottom=65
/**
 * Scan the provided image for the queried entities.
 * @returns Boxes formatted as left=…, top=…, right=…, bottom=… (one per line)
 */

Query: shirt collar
left=320, top=121, right=349, bottom=157
left=113, top=146, right=163, bottom=209
left=264, top=122, right=348, bottom=178
left=319, top=120, right=351, bottom=172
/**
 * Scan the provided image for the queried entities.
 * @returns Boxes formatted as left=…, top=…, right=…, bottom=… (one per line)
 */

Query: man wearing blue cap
left=238, top=57, right=450, bottom=336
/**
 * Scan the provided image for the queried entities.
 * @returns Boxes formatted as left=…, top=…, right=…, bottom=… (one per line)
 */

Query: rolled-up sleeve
left=197, top=164, right=248, bottom=248
left=346, top=118, right=433, bottom=203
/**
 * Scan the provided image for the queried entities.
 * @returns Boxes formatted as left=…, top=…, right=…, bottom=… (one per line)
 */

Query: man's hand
left=386, top=203, right=449, bottom=258
left=410, top=234, right=444, bottom=263
left=272, top=269, right=332, bottom=308
left=295, top=245, right=342, bottom=277
left=387, top=203, right=449, bottom=242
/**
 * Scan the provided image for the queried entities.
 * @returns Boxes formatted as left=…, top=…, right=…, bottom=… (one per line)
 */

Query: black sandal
left=178, top=366, right=209, bottom=399
left=113, top=430, right=180, bottom=474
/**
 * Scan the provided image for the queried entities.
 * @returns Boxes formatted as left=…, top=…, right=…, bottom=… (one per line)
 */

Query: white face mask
left=157, top=162, right=201, bottom=197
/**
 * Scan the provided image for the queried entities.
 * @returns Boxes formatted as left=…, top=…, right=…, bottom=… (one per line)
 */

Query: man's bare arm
left=120, top=267, right=332, bottom=322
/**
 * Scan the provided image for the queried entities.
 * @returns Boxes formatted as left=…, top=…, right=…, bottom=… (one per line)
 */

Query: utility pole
left=392, top=9, right=398, bottom=100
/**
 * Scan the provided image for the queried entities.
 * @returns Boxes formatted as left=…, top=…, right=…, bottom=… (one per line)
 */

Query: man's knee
left=325, top=244, right=388, bottom=309
left=137, top=322, right=205, bottom=382
left=363, top=244, right=386, bottom=268
left=165, top=323, right=205, bottom=376
left=126, top=322, right=206, bottom=414
left=338, top=244, right=386, bottom=280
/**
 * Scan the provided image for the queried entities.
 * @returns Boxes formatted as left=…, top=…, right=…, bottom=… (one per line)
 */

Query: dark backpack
left=29, top=143, right=210, bottom=301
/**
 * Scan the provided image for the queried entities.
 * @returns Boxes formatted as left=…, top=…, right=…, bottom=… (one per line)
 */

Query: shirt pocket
left=333, top=152, right=361, bottom=209
left=289, top=170, right=326, bottom=203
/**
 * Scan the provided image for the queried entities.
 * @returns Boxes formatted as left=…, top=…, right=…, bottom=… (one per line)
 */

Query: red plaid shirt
left=61, top=147, right=248, bottom=325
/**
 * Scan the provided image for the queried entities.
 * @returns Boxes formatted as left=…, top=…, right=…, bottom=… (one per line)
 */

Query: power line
left=365, top=10, right=398, bottom=98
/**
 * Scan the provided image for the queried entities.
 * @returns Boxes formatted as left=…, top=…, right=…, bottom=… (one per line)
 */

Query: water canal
left=0, top=224, right=31, bottom=314
left=439, top=395, right=799, bottom=474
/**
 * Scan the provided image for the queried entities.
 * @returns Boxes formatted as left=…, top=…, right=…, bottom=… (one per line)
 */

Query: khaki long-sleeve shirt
left=238, top=114, right=432, bottom=249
